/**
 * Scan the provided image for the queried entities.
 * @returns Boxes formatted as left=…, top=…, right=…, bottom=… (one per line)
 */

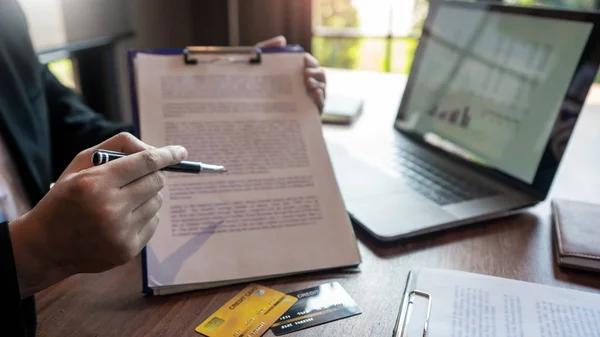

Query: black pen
left=92, top=149, right=227, bottom=173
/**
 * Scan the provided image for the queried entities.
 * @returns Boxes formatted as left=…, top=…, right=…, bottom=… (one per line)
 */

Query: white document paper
left=402, top=268, right=600, bottom=337
left=134, top=52, right=360, bottom=294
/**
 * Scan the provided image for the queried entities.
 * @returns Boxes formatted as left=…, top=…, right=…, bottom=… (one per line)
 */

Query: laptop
left=325, top=1, right=600, bottom=241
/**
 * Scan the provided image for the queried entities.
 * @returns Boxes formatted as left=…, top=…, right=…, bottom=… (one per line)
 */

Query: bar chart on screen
left=428, top=95, right=520, bottom=160
left=422, top=22, right=557, bottom=160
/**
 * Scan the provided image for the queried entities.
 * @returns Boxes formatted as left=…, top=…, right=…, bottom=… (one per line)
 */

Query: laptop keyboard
left=393, top=147, right=498, bottom=205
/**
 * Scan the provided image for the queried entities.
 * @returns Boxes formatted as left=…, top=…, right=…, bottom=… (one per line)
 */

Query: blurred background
left=312, top=0, right=599, bottom=73
left=18, top=0, right=600, bottom=124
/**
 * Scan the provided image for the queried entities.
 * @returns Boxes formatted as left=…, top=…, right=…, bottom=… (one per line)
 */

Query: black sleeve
left=43, top=66, right=134, bottom=179
left=0, top=221, right=36, bottom=337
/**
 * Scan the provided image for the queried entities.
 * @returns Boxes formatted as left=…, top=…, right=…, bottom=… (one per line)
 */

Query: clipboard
left=126, top=45, right=305, bottom=295
left=391, top=267, right=600, bottom=337
left=393, top=271, right=432, bottom=337
left=127, top=45, right=304, bottom=141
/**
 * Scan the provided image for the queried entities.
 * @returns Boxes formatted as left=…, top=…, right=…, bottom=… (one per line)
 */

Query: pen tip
left=200, top=163, right=228, bottom=173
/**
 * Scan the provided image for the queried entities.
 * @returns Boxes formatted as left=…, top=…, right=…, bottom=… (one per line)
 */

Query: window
left=312, top=0, right=600, bottom=82
left=48, top=58, right=79, bottom=91
left=311, top=0, right=428, bottom=74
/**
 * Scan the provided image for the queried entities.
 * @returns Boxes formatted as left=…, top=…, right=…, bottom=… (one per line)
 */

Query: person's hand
left=9, top=132, right=187, bottom=298
left=256, top=36, right=326, bottom=113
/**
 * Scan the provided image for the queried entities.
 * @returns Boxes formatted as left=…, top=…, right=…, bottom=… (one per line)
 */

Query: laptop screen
left=395, top=1, right=600, bottom=197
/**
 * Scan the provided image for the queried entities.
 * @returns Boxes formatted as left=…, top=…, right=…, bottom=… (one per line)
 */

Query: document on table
left=133, top=51, right=360, bottom=295
left=399, top=268, right=600, bottom=337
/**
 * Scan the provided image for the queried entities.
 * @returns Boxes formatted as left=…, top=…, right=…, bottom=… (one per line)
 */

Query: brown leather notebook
left=552, top=199, right=600, bottom=272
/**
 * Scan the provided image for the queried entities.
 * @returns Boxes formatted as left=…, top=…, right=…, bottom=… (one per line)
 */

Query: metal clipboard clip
left=183, top=46, right=262, bottom=65
left=393, top=290, right=432, bottom=337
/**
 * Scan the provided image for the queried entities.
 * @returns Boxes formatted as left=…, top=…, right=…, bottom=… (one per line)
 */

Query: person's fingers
left=121, top=171, right=166, bottom=211
left=314, top=88, right=325, bottom=114
left=57, top=132, right=155, bottom=184
left=255, top=35, right=286, bottom=48
left=307, top=77, right=325, bottom=91
left=90, top=132, right=152, bottom=156
left=137, top=214, right=160, bottom=247
left=104, top=146, right=187, bottom=187
left=132, top=194, right=162, bottom=233
left=304, top=53, right=320, bottom=68
left=305, top=67, right=326, bottom=84
left=306, top=70, right=326, bottom=107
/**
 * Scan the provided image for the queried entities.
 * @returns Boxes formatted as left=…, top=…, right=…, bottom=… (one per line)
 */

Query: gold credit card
left=196, top=284, right=297, bottom=337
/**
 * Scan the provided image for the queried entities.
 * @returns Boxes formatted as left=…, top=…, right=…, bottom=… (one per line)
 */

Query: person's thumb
left=255, top=35, right=286, bottom=48
left=93, top=132, right=153, bottom=155
left=55, top=132, right=153, bottom=183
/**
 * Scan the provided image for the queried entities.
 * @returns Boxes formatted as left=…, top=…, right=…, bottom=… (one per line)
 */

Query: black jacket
left=0, top=1, right=129, bottom=335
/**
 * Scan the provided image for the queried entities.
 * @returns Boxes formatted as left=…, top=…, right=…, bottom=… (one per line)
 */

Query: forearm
left=1, top=221, right=36, bottom=336
left=8, top=214, right=70, bottom=298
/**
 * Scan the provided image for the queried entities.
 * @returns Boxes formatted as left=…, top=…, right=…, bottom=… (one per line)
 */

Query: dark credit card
left=270, top=282, right=361, bottom=335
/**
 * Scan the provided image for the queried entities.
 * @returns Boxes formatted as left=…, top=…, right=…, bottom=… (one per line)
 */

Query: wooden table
left=36, top=69, right=600, bottom=337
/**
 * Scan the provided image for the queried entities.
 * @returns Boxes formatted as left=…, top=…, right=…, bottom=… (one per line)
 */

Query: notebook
left=128, top=46, right=361, bottom=295
left=321, top=95, right=364, bottom=125
left=396, top=268, right=600, bottom=336
left=552, top=199, right=600, bottom=272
